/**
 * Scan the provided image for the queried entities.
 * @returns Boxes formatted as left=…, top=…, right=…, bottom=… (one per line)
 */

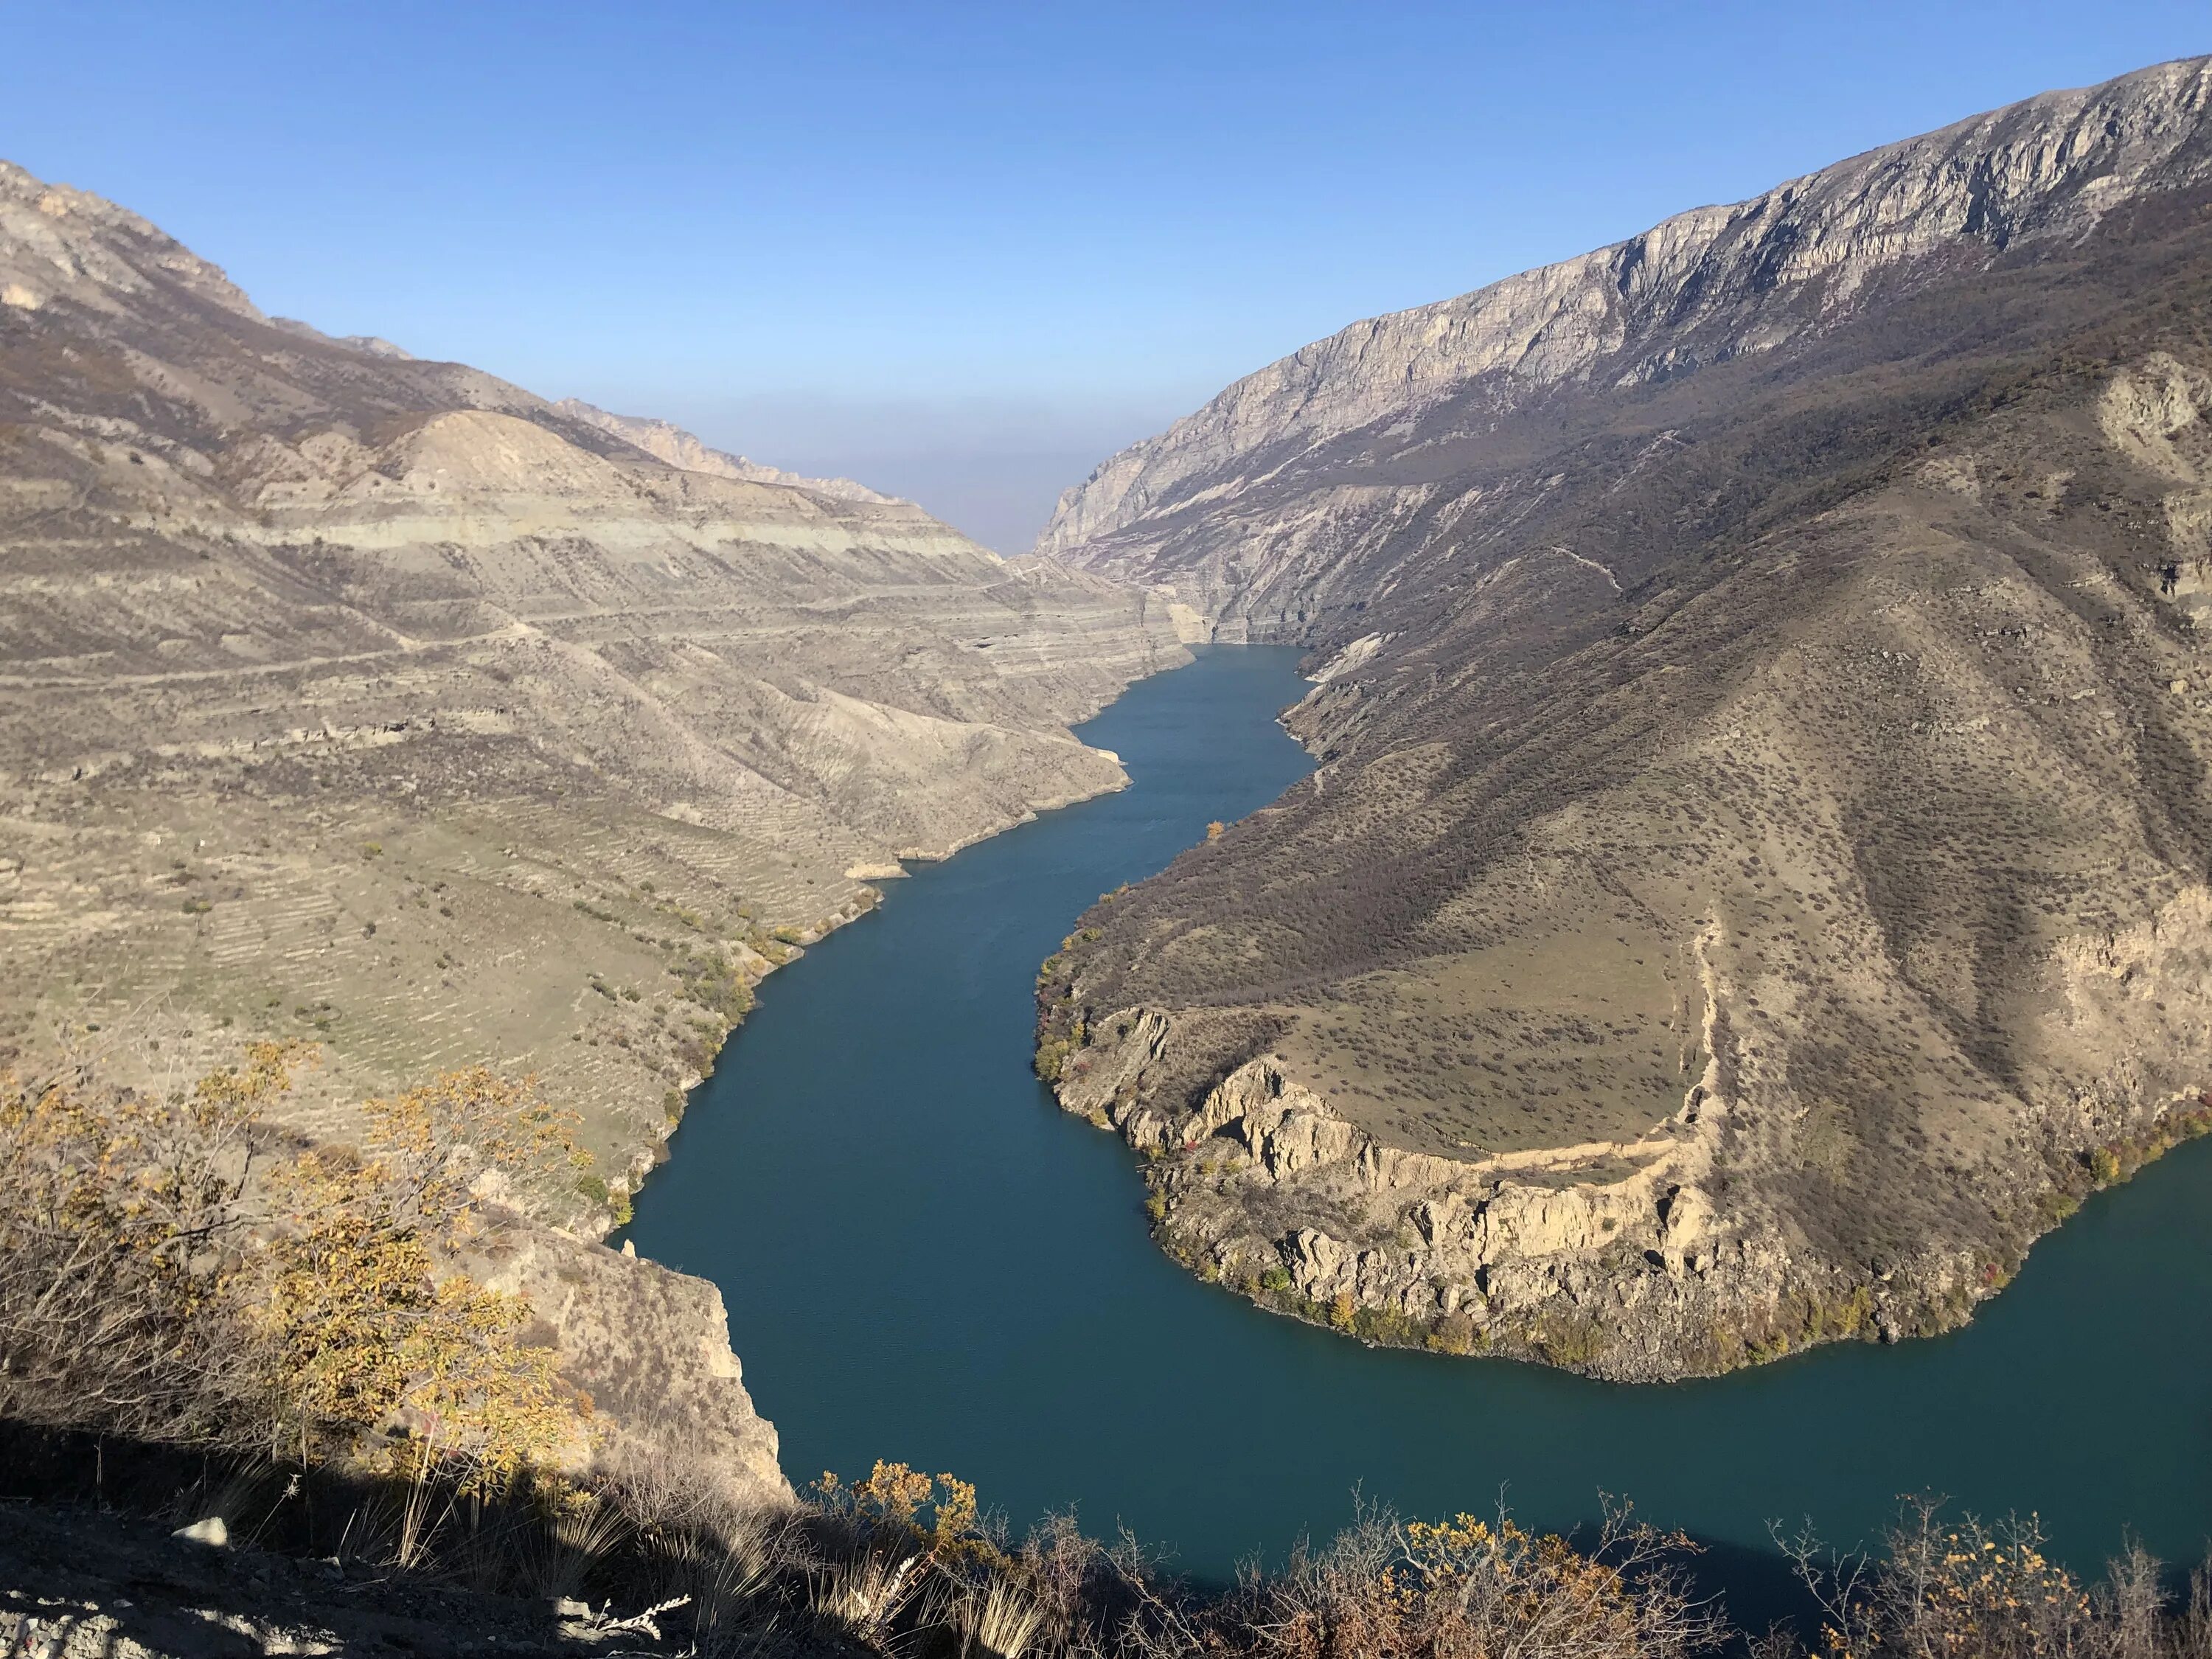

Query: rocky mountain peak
left=0, top=159, right=264, bottom=321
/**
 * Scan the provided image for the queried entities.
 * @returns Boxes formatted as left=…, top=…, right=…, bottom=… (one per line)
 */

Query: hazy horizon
left=7, top=0, right=2206, bottom=549
left=569, top=388, right=1189, bottom=555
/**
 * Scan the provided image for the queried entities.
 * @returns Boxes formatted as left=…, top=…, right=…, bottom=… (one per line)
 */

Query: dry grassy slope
left=1039, top=100, right=2212, bottom=1377
left=0, top=159, right=1183, bottom=1495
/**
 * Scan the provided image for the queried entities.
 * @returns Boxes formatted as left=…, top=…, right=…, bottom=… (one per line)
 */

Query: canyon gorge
left=8, top=54, right=2212, bottom=1655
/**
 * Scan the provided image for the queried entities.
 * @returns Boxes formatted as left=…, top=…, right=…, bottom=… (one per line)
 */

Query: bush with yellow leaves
left=1775, top=1500, right=2212, bottom=1659
left=1242, top=1500, right=1722, bottom=1659
left=815, top=1460, right=981, bottom=1552
left=262, top=1068, right=587, bottom=1490
left=0, top=1046, right=588, bottom=1499
left=0, top=1043, right=296, bottom=1441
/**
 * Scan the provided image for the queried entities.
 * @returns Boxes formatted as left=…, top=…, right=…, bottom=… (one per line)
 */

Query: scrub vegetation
left=0, top=1044, right=589, bottom=1492
left=7, top=1433, right=2212, bottom=1659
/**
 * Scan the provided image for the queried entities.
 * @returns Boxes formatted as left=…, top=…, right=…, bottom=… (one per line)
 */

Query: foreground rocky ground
left=4, top=1450, right=2208, bottom=1659
left=0, top=1504, right=591, bottom=1659
left=1039, top=58, right=2212, bottom=1376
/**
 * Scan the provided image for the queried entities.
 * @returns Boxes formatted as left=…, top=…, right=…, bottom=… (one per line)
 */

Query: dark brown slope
left=1037, top=108, right=2212, bottom=1377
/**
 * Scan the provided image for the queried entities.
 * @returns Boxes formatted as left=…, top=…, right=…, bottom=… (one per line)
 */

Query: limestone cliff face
left=1039, top=56, right=2212, bottom=630
left=1034, top=57, right=2212, bottom=1376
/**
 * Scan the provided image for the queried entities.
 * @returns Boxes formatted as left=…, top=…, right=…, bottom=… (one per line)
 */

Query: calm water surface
left=627, top=645, right=2212, bottom=1595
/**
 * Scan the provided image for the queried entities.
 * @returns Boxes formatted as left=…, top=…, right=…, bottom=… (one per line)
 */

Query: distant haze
left=585, top=392, right=1196, bottom=554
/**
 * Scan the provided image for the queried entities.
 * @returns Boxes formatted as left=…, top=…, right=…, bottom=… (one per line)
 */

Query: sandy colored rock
left=0, top=155, right=1185, bottom=1478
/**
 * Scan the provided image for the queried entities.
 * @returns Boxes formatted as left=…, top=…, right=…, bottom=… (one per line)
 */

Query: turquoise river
left=625, top=644, right=2212, bottom=1607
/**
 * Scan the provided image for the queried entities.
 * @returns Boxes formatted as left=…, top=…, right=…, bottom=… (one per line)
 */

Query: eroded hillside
left=1037, top=58, right=2212, bottom=1377
left=0, top=159, right=1183, bottom=1492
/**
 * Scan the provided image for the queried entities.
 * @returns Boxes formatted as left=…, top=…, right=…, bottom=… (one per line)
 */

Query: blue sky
left=5, top=1, right=2205, bottom=549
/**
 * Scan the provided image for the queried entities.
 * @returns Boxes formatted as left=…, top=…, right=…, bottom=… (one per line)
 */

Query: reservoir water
left=626, top=644, right=2212, bottom=1597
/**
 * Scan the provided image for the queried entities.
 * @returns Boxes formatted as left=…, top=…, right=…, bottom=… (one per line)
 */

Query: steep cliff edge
left=1037, top=58, right=2212, bottom=1376
left=465, top=1221, right=790, bottom=1505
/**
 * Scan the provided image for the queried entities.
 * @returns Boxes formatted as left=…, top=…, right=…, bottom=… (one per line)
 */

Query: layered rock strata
left=0, top=158, right=1183, bottom=1479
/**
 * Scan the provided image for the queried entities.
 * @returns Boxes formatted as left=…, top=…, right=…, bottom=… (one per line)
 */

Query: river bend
left=627, top=645, right=2212, bottom=1590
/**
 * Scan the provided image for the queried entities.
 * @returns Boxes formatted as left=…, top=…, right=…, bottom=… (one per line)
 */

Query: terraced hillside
left=0, top=156, right=1187, bottom=1222
left=1037, top=58, right=2212, bottom=1377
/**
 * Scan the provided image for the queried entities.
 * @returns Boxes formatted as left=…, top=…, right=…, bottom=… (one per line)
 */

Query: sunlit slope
left=0, top=156, right=1186, bottom=1214
left=1037, top=58, right=2212, bottom=1377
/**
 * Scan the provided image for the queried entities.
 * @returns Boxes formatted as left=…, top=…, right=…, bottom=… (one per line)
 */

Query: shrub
left=0, top=1042, right=299, bottom=1441
left=1775, top=1502, right=2183, bottom=1659
left=260, top=1068, right=586, bottom=1487
left=1237, top=1500, right=1719, bottom=1659
left=0, top=1047, right=589, bottom=1498
left=1035, top=1037, right=1072, bottom=1083
left=1352, top=1304, right=1424, bottom=1347
left=1534, top=1312, right=1610, bottom=1367
left=1427, top=1310, right=1478, bottom=1354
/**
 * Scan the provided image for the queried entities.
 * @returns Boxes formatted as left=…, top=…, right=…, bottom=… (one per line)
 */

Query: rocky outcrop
left=1057, top=981, right=2212, bottom=1377
left=466, top=1223, right=789, bottom=1507
left=1034, top=57, right=2212, bottom=1375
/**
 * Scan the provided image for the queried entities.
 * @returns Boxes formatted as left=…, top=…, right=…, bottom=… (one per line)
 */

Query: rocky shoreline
left=1043, top=990, right=2212, bottom=1380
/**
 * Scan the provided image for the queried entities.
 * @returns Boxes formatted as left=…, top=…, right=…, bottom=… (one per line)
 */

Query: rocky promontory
left=1036, top=58, right=2212, bottom=1375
